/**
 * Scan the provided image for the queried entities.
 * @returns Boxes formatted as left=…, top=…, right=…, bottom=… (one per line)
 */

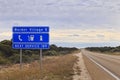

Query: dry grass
left=0, top=54, right=77, bottom=80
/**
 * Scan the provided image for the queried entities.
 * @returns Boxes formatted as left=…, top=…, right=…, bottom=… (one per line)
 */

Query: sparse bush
left=0, top=40, right=78, bottom=65
left=9, top=54, right=20, bottom=63
left=86, top=46, right=120, bottom=53
left=1, top=40, right=12, bottom=46
left=0, top=54, right=77, bottom=80
left=0, top=56, right=10, bottom=65
left=44, top=50, right=58, bottom=56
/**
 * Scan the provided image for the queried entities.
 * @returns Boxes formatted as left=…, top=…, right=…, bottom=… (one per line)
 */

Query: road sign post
left=40, top=49, right=42, bottom=71
left=12, top=26, right=49, bottom=70
left=20, top=49, right=22, bottom=69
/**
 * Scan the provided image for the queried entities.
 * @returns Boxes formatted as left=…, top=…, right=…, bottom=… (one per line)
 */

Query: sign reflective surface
left=12, top=26, right=49, bottom=49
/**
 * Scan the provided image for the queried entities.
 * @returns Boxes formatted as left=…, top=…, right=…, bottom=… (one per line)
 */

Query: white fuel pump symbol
left=28, top=35, right=34, bottom=41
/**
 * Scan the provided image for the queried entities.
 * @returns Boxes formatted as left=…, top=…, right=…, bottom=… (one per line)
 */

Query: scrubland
left=0, top=54, right=77, bottom=80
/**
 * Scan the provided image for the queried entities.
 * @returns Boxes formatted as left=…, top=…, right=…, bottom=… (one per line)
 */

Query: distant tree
left=50, top=44, right=58, bottom=51
left=24, top=50, right=33, bottom=56
left=86, top=46, right=120, bottom=53
left=0, top=40, right=79, bottom=65
left=0, top=56, right=10, bottom=65
left=9, top=54, right=20, bottom=63
left=44, top=50, right=58, bottom=56
left=0, top=43, right=13, bottom=57
left=0, top=40, right=12, bottom=46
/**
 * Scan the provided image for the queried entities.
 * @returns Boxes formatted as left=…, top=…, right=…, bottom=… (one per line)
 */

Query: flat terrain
left=73, top=52, right=91, bottom=80
left=0, top=54, right=77, bottom=80
left=82, top=49, right=120, bottom=80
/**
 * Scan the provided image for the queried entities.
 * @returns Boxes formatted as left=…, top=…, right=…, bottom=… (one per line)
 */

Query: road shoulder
left=73, top=52, right=92, bottom=80
left=82, top=50, right=116, bottom=80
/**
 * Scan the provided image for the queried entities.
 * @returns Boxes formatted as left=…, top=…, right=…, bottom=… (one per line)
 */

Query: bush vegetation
left=0, top=40, right=78, bottom=65
left=0, top=54, right=77, bottom=80
left=86, top=46, right=120, bottom=54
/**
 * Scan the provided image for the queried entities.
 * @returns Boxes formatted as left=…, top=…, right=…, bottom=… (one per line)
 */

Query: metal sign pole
left=20, top=49, right=22, bottom=69
left=40, top=49, right=42, bottom=71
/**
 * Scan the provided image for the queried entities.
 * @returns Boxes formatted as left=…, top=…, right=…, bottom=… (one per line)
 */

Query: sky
left=0, top=0, right=120, bottom=48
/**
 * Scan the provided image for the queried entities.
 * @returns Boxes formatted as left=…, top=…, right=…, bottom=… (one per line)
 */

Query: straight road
left=82, top=49, right=120, bottom=80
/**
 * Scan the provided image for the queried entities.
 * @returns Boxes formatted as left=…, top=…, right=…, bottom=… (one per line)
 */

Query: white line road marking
left=84, top=54, right=120, bottom=80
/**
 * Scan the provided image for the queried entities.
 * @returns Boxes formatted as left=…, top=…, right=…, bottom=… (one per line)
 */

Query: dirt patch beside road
left=73, top=52, right=92, bottom=80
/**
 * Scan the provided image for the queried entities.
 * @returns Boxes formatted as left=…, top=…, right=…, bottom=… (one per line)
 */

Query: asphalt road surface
left=82, top=49, right=120, bottom=80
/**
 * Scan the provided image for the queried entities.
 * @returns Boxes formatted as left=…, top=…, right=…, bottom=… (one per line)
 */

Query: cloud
left=68, top=34, right=80, bottom=37
left=0, top=0, right=120, bottom=31
left=97, top=34, right=105, bottom=38
left=0, top=0, right=120, bottom=25
left=0, top=32, right=12, bottom=37
left=0, top=0, right=120, bottom=47
left=51, top=28, right=120, bottom=43
left=53, top=42, right=120, bottom=48
left=0, top=20, right=120, bottom=43
left=0, top=32, right=12, bottom=40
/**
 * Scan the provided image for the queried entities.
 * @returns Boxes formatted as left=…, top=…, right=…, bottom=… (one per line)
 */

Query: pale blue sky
left=0, top=0, right=120, bottom=48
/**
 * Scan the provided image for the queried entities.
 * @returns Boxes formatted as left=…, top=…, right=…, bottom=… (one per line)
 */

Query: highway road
left=82, top=49, right=120, bottom=80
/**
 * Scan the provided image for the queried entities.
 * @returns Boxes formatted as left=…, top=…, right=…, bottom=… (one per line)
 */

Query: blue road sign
left=13, top=26, right=49, bottom=32
left=13, top=33, right=49, bottom=42
left=12, top=43, right=49, bottom=49
left=12, top=26, right=49, bottom=49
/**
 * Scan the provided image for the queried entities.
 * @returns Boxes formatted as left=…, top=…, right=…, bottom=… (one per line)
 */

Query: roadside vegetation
left=86, top=46, right=120, bottom=55
left=0, top=54, right=77, bottom=80
left=0, top=40, right=78, bottom=65
left=0, top=39, right=79, bottom=80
